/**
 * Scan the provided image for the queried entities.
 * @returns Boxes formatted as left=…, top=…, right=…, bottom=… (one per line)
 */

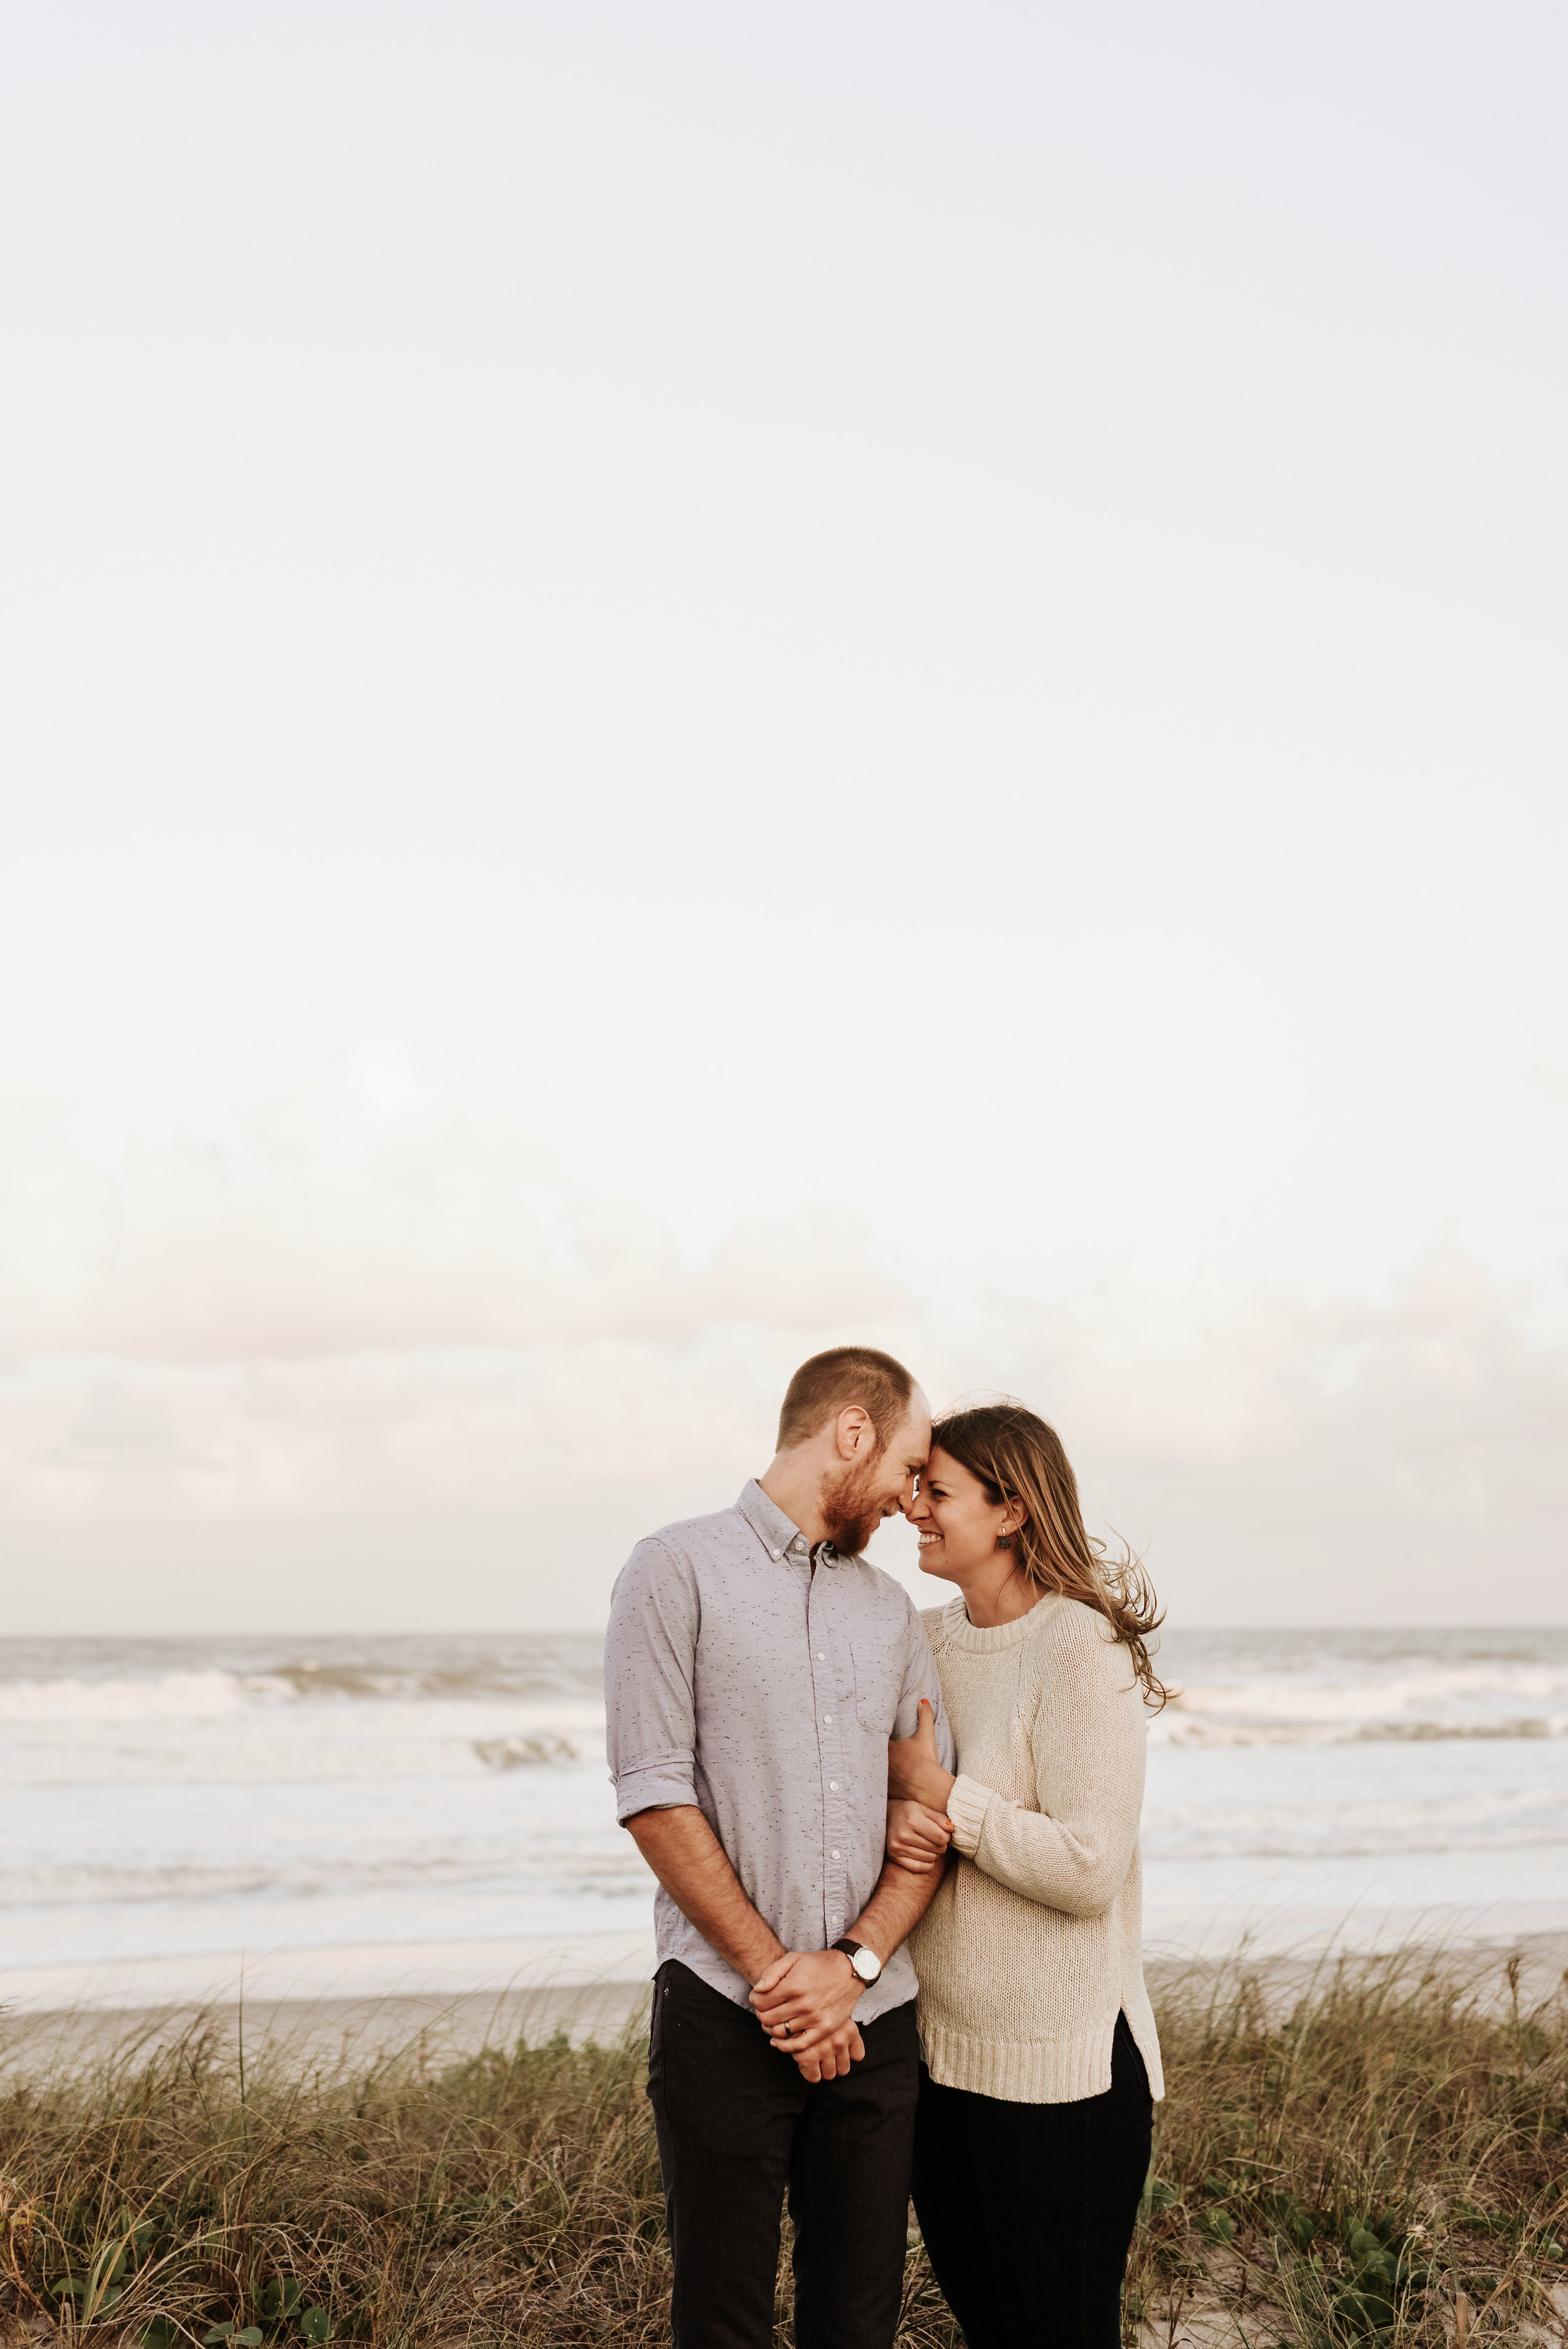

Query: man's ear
left=835, top=1405, right=875, bottom=1460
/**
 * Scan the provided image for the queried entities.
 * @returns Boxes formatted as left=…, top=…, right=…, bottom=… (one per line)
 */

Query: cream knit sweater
left=909, top=1591, right=1164, bottom=2106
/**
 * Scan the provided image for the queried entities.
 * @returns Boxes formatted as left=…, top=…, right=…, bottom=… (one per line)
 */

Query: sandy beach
left=6, top=1919, right=1565, bottom=2081
left=0, top=1975, right=654, bottom=2076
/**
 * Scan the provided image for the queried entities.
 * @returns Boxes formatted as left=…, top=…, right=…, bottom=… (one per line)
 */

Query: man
left=605, top=1344, right=956, bottom=2349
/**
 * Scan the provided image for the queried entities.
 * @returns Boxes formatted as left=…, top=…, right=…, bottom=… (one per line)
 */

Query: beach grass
left=1, top=1946, right=1564, bottom=2349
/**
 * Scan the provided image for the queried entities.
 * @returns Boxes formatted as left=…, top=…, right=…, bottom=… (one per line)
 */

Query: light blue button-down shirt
left=605, top=1479, right=955, bottom=2020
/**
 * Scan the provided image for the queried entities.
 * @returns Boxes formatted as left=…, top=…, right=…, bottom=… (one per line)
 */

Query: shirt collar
left=736, top=1478, right=834, bottom=1566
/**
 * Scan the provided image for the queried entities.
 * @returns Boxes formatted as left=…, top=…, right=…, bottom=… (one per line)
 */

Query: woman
left=886, top=1401, right=1168, bottom=2349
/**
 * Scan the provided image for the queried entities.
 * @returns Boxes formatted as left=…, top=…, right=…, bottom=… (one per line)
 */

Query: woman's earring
left=995, top=1524, right=1014, bottom=1551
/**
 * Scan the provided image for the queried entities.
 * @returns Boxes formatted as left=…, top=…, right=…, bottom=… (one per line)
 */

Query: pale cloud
left=0, top=1049, right=912, bottom=1593
left=1522, top=1058, right=1568, bottom=1114
left=0, top=1041, right=904, bottom=1363
left=2, top=1049, right=1565, bottom=1630
left=955, top=1248, right=1568, bottom=1620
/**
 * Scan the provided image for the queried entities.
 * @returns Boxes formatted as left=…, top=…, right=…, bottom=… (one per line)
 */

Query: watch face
left=852, top=1948, right=880, bottom=1983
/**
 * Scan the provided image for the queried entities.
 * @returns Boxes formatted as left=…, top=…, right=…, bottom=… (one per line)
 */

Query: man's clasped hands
left=749, top=1698, right=957, bottom=2081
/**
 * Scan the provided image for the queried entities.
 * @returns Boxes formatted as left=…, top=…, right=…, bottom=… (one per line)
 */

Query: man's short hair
left=776, top=1347, right=917, bottom=1454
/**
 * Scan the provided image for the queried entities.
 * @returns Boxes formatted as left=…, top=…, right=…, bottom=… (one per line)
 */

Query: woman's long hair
left=931, top=1399, right=1172, bottom=1710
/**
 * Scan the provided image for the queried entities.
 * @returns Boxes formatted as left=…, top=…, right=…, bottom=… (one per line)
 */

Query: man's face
left=819, top=1390, right=932, bottom=1557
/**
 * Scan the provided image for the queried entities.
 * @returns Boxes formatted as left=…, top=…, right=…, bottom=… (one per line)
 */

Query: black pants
left=646, top=1958, right=920, bottom=2349
left=911, top=2012, right=1153, bottom=2349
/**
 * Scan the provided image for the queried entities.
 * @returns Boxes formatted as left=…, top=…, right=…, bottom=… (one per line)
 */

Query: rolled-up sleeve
left=604, top=1537, right=702, bottom=1824
left=894, top=1598, right=956, bottom=1769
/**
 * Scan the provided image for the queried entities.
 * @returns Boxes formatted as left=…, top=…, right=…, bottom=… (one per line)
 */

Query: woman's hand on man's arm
left=887, top=1697, right=956, bottom=1870
left=886, top=1798, right=953, bottom=1874
left=887, top=1697, right=957, bottom=1811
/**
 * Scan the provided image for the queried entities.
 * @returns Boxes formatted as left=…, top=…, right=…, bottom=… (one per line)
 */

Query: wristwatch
left=832, top=1938, right=882, bottom=1986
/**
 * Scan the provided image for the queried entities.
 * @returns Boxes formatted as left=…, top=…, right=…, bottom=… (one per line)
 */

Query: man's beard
left=818, top=1453, right=888, bottom=1558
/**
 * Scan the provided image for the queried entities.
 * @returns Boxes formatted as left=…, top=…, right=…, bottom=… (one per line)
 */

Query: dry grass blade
left=1129, top=1944, right=1568, bottom=2349
left=0, top=1944, right=1563, bottom=2349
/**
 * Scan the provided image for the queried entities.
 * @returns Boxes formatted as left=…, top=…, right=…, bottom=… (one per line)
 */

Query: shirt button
left=831, top=1848, right=840, bottom=1859
left=829, top=1780, right=839, bottom=1790
left=824, top=1713, right=832, bottom=1722
left=817, top=1652, right=825, bottom=1661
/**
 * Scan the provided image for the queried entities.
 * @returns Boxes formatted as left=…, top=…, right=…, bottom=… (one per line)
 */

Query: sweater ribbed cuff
left=945, top=1773, right=992, bottom=1857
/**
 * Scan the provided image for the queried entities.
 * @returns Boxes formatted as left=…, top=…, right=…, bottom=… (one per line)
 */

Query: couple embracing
left=605, top=1345, right=1168, bottom=2349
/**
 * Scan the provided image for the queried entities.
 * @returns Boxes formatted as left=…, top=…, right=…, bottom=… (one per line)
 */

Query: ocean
left=4, top=1627, right=1567, bottom=2013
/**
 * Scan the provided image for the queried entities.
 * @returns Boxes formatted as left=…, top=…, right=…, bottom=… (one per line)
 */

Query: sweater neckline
left=939, top=1590, right=1061, bottom=1652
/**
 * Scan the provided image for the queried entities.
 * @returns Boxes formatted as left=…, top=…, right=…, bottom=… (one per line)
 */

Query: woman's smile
left=905, top=1446, right=1029, bottom=1596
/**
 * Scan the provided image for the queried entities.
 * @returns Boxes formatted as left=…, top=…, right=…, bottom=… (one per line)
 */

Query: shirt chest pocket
left=849, top=1641, right=904, bottom=1738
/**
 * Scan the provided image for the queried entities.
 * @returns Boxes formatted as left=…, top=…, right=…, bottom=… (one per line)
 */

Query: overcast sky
left=2, top=1, right=1565, bottom=1632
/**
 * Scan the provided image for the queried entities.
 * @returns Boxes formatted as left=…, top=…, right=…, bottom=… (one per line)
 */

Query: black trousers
left=911, top=2012, right=1153, bottom=2349
left=646, top=1958, right=920, bottom=2349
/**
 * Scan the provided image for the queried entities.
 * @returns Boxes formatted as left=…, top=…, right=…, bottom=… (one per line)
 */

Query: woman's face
left=904, top=1445, right=1010, bottom=1580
